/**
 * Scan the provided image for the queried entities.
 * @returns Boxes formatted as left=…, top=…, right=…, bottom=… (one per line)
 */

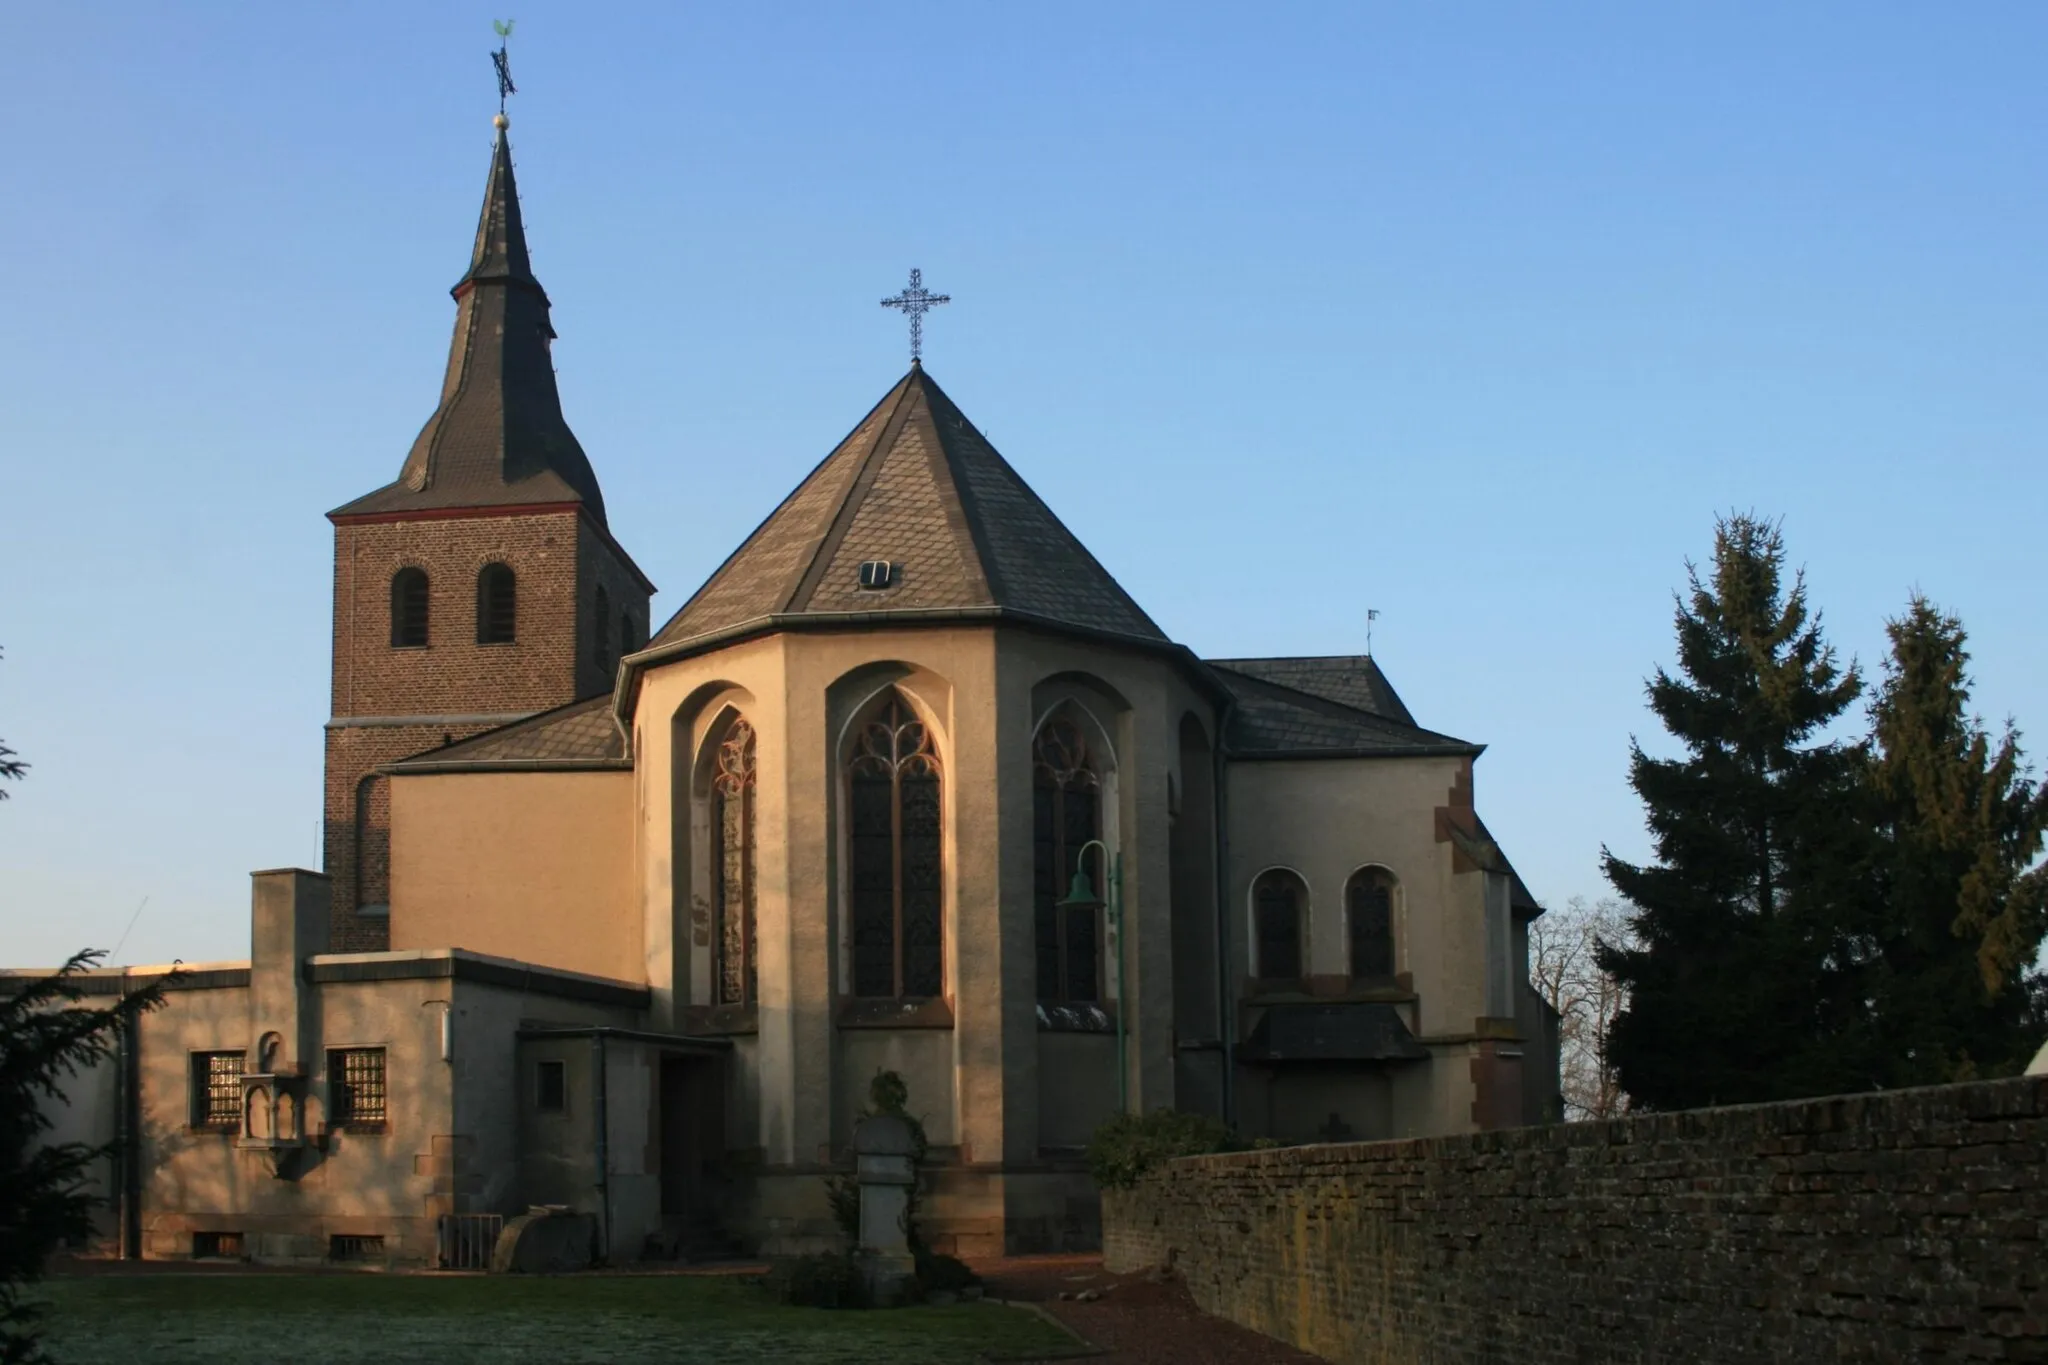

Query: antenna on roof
left=1367, top=608, right=1380, bottom=658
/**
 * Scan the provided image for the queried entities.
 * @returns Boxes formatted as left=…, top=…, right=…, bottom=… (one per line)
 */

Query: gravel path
left=970, top=1254, right=1327, bottom=1365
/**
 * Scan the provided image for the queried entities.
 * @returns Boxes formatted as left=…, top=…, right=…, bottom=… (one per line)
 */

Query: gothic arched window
left=1252, top=869, right=1306, bottom=981
left=1033, top=716, right=1102, bottom=1002
left=847, top=693, right=943, bottom=999
left=1347, top=867, right=1397, bottom=981
left=593, top=586, right=612, bottom=673
left=713, top=718, right=757, bottom=1006
left=390, top=568, right=429, bottom=648
left=476, top=563, right=516, bottom=644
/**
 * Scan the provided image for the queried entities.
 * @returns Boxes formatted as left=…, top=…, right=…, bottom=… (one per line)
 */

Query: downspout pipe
left=591, top=1034, right=611, bottom=1264
left=1211, top=701, right=1237, bottom=1132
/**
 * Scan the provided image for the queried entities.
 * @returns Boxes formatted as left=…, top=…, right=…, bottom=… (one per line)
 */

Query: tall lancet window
left=1253, top=869, right=1306, bottom=981
left=712, top=718, right=758, bottom=1006
left=1033, top=717, right=1102, bottom=1003
left=1347, top=867, right=1397, bottom=981
left=847, top=693, right=943, bottom=999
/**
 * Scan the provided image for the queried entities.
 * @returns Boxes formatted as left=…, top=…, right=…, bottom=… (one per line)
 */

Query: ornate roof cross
left=492, top=20, right=517, bottom=115
left=880, top=268, right=950, bottom=364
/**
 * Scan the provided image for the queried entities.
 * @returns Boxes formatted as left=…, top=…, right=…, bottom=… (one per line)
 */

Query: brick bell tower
left=324, top=112, right=653, bottom=951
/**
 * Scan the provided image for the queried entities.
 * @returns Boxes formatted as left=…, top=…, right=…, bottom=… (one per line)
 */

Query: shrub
left=914, top=1249, right=980, bottom=1294
left=1085, top=1109, right=1247, bottom=1190
left=761, top=1252, right=868, bottom=1310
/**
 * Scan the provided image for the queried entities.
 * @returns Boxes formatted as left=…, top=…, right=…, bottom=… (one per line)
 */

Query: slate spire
left=330, top=116, right=608, bottom=523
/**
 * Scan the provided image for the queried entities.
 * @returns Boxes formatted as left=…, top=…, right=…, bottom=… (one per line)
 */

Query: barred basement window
left=477, top=562, right=517, bottom=644
left=1253, top=869, right=1307, bottom=981
left=191, top=1051, right=244, bottom=1130
left=1033, top=716, right=1102, bottom=1004
left=329, top=1047, right=388, bottom=1128
left=1347, top=867, right=1397, bottom=981
left=593, top=586, right=612, bottom=673
left=847, top=692, right=943, bottom=999
left=390, top=567, right=430, bottom=647
left=329, top=1234, right=385, bottom=1262
left=535, top=1060, right=566, bottom=1112
left=713, top=717, right=758, bottom=1006
left=192, top=1231, right=244, bottom=1260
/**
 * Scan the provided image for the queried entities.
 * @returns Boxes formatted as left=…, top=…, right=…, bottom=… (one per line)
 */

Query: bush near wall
left=1104, top=1076, right=2048, bottom=1364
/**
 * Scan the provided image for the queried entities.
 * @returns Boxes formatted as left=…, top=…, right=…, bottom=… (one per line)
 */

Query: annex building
left=21, top=111, right=1559, bottom=1266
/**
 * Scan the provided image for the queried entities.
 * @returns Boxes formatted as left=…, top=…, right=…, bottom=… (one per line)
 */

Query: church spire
left=330, top=114, right=608, bottom=525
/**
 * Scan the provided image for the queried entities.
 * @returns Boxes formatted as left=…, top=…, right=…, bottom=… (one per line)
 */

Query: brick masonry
left=1103, top=1076, right=2048, bottom=1363
left=324, top=506, right=649, bottom=951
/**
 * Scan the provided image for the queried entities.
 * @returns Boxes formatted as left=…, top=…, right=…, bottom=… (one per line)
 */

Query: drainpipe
left=1211, top=703, right=1236, bottom=1131
left=114, top=999, right=142, bottom=1259
left=591, top=1034, right=610, bottom=1263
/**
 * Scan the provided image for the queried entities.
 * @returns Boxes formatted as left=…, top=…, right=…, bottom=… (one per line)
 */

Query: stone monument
left=853, top=1111, right=919, bottom=1303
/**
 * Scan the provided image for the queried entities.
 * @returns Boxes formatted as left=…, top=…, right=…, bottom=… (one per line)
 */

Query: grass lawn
left=32, top=1273, right=1079, bottom=1365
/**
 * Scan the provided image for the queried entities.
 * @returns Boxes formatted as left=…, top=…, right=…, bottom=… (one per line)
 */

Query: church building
left=18, top=111, right=1558, bottom=1266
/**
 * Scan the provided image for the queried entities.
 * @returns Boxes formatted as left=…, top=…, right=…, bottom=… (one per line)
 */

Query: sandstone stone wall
left=1104, top=1076, right=2048, bottom=1363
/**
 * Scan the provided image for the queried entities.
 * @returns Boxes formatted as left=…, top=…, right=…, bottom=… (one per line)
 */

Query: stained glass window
left=847, top=694, right=943, bottom=999
left=1253, top=870, right=1305, bottom=981
left=1032, top=717, right=1102, bottom=1003
left=1348, top=868, right=1396, bottom=980
left=713, top=717, right=758, bottom=1006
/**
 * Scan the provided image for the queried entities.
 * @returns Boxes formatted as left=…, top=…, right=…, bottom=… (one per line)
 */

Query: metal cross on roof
left=880, top=268, right=950, bottom=364
left=491, top=20, right=517, bottom=114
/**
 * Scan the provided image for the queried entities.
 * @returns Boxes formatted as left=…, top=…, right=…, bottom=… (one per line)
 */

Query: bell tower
left=323, top=114, right=653, bottom=951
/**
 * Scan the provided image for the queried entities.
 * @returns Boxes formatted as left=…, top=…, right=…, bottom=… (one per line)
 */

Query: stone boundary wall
left=1103, top=1076, right=2048, bottom=1363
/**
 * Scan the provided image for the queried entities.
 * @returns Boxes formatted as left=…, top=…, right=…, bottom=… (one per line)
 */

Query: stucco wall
left=391, top=769, right=639, bottom=983
left=1103, top=1076, right=2048, bottom=1363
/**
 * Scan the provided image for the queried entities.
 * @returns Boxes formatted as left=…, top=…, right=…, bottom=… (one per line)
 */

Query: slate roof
left=1236, top=1003, right=1432, bottom=1064
left=1209, top=662, right=1478, bottom=759
left=389, top=695, right=626, bottom=771
left=1206, top=655, right=1416, bottom=726
left=649, top=364, right=1166, bottom=651
left=330, top=122, right=609, bottom=524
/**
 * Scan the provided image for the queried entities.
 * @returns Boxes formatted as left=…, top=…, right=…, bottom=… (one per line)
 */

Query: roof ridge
left=917, top=376, right=1003, bottom=603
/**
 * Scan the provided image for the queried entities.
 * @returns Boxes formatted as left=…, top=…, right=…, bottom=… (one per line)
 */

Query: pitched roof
left=389, top=695, right=626, bottom=772
left=649, top=364, right=1166, bottom=651
left=330, top=120, right=609, bottom=524
left=1209, top=663, right=1478, bottom=759
left=1206, top=655, right=1416, bottom=726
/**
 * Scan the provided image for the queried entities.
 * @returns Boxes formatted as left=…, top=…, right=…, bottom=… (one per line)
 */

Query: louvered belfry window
left=476, top=563, right=516, bottom=644
left=1348, top=867, right=1397, bottom=980
left=713, top=717, right=758, bottom=1006
left=1033, top=717, right=1102, bottom=1003
left=848, top=693, right=943, bottom=999
left=390, top=568, right=430, bottom=647
left=1253, top=869, right=1306, bottom=981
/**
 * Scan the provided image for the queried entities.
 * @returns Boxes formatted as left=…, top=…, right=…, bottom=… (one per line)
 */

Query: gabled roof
left=648, top=364, right=1166, bottom=651
left=1206, top=654, right=1416, bottom=726
left=388, top=694, right=626, bottom=773
left=1209, top=662, right=1478, bottom=760
left=330, top=120, right=608, bottom=524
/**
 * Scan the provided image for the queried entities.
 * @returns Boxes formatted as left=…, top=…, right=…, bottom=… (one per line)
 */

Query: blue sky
left=2, top=4, right=2044, bottom=967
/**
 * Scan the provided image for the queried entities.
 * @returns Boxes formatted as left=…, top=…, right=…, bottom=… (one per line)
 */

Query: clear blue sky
left=3, top=4, right=2044, bottom=968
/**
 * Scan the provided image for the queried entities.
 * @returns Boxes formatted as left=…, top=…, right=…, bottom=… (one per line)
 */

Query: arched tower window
left=621, top=611, right=640, bottom=656
left=593, top=585, right=612, bottom=673
left=1347, top=867, right=1397, bottom=981
left=1252, top=869, right=1306, bottom=981
left=1033, top=716, right=1101, bottom=1002
left=390, top=568, right=429, bottom=648
left=712, top=717, right=757, bottom=1006
left=847, top=693, right=943, bottom=999
left=476, top=563, right=517, bottom=644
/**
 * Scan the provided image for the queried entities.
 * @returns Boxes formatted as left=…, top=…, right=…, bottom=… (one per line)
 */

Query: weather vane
left=880, top=268, right=950, bottom=364
left=492, top=20, right=517, bottom=117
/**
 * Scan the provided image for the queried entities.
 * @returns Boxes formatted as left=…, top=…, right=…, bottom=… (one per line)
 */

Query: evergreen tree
left=1599, top=515, right=1869, bottom=1109
left=1864, top=596, right=2048, bottom=1082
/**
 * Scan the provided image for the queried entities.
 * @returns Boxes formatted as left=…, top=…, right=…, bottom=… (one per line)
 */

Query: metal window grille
left=192, top=1231, right=244, bottom=1259
left=329, top=1048, right=388, bottom=1127
left=437, top=1214, right=503, bottom=1270
left=329, top=1234, right=385, bottom=1262
left=193, top=1052, right=243, bottom=1129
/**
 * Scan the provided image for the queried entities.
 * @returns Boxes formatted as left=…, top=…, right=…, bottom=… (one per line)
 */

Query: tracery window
left=847, top=693, right=943, bottom=999
left=477, top=563, right=516, bottom=644
left=593, top=586, right=613, bottom=673
left=1347, top=867, right=1397, bottom=980
left=1253, top=869, right=1306, bottom=981
left=390, top=568, right=430, bottom=647
left=713, top=717, right=758, bottom=1006
left=1032, top=717, right=1102, bottom=1002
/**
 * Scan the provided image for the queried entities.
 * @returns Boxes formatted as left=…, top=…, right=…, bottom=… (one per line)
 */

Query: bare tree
left=1529, top=896, right=1635, bottom=1121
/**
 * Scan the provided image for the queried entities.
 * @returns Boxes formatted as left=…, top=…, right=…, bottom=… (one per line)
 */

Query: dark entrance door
left=658, top=1055, right=723, bottom=1220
